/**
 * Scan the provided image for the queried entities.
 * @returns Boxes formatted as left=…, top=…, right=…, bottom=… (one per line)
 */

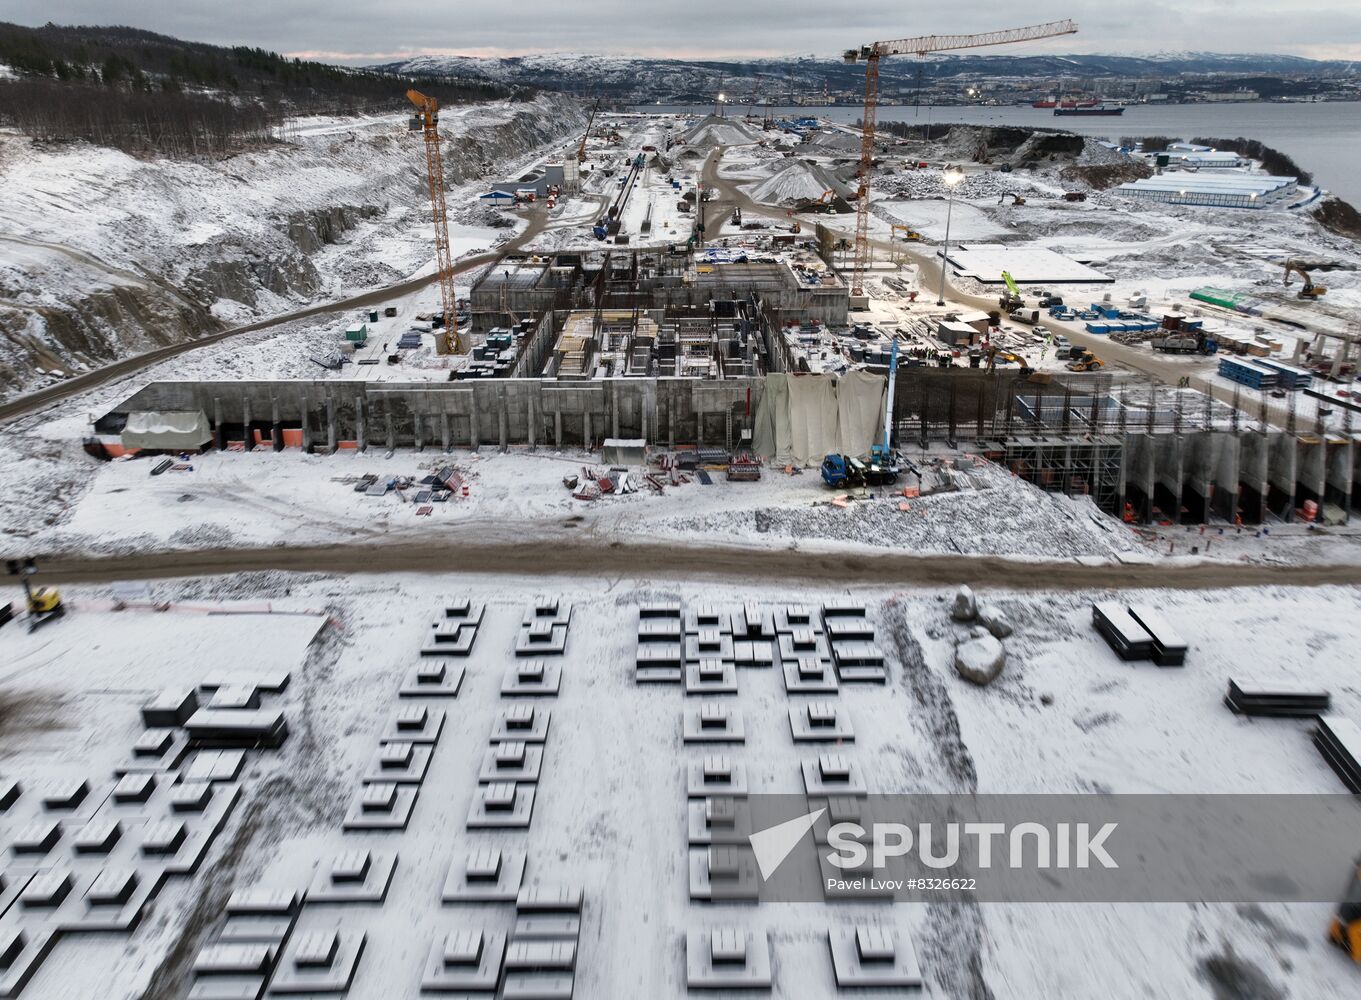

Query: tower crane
left=406, top=88, right=462, bottom=355
left=577, top=97, right=600, bottom=163
left=842, top=20, right=1077, bottom=298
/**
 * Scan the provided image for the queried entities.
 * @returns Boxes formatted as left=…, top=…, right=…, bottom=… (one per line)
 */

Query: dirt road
left=0, top=198, right=605, bottom=425
left=30, top=534, right=1361, bottom=590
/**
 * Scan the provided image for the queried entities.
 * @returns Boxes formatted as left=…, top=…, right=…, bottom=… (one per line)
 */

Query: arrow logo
left=748, top=807, right=825, bottom=881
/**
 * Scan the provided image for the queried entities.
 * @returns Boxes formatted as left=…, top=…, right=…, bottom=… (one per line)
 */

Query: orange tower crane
left=842, top=20, right=1077, bottom=298
left=406, top=88, right=461, bottom=355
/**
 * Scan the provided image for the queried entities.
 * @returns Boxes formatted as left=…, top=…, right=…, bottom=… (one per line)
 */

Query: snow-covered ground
left=2, top=571, right=1359, bottom=998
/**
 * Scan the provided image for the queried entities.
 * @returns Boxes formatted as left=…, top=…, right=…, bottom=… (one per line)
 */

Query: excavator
left=815, top=188, right=837, bottom=205
left=1066, top=349, right=1105, bottom=372
left=1282, top=259, right=1355, bottom=300
left=1329, top=858, right=1361, bottom=962
left=6, top=558, right=64, bottom=631
left=890, top=223, right=922, bottom=242
left=985, top=344, right=1033, bottom=375
left=998, top=192, right=1027, bottom=206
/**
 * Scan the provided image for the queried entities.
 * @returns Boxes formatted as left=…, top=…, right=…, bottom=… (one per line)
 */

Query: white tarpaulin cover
left=836, top=370, right=887, bottom=457
left=752, top=371, right=888, bottom=466
left=787, top=375, right=839, bottom=466
left=121, top=410, right=212, bottom=451
left=751, top=373, right=788, bottom=462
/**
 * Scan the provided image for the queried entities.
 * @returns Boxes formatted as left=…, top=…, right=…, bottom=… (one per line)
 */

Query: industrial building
left=1153, top=143, right=1251, bottom=170
left=1116, top=173, right=1299, bottom=209
left=489, top=162, right=567, bottom=200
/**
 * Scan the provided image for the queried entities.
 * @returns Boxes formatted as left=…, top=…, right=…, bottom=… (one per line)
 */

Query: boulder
left=977, top=604, right=1014, bottom=639
left=950, top=585, right=977, bottom=623
left=954, top=634, right=1006, bottom=686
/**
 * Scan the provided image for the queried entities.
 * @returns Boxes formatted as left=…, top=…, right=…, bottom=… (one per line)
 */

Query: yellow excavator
left=1329, top=858, right=1361, bottom=962
left=985, top=344, right=1033, bottom=375
left=1281, top=259, right=1360, bottom=300
left=998, top=192, right=1027, bottom=206
left=891, top=223, right=922, bottom=242
left=1066, top=349, right=1105, bottom=372
left=6, top=558, right=64, bottom=631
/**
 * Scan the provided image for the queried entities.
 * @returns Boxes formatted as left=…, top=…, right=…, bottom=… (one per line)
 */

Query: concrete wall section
left=1267, top=432, right=1298, bottom=520
left=1324, top=438, right=1353, bottom=523
left=108, top=378, right=763, bottom=455
left=1122, top=433, right=1156, bottom=523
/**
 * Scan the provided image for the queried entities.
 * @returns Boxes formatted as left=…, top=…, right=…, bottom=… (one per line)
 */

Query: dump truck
left=1151, top=331, right=1218, bottom=355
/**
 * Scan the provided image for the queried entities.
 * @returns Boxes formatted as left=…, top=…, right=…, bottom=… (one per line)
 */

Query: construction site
left=2, top=13, right=1361, bottom=1000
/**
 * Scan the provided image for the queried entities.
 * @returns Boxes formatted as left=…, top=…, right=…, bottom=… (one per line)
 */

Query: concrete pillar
left=498, top=389, right=509, bottom=452
left=527, top=390, right=537, bottom=451
left=667, top=390, right=675, bottom=450
left=1180, top=432, right=1213, bottom=524
left=1123, top=432, right=1155, bottom=523
left=1151, top=435, right=1184, bottom=523
left=584, top=410, right=592, bottom=448
left=611, top=382, right=620, bottom=440
left=270, top=395, right=282, bottom=452
left=555, top=409, right=563, bottom=449
left=242, top=396, right=252, bottom=451
left=385, top=402, right=395, bottom=453
left=1236, top=431, right=1269, bottom=524
left=1298, top=437, right=1327, bottom=512
left=441, top=411, right=450, bottom=453
left=469, top=404, right=480, bottom=451
left=355, top=395, right=367, bottom=452
left=1219, top=432, right=1241, bottom=525
left=414, top=409, right=424, bottom=452
left=1268, top=431, right=1297, bottom=520
left=325, top=396, right=337, bottom=454
left=300, top=391, right=312, bottom=452
left=214, top=396, right=225, bottom=450
left=1325, top=440, right=1352, bottom=522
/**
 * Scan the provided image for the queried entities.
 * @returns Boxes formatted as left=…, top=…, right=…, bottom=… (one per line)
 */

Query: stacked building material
left=1314, top=717, right=1361, bottom=792
left=184, top=707, right=289, bottom=749
left=1226, top=678, right=1330, bottom=717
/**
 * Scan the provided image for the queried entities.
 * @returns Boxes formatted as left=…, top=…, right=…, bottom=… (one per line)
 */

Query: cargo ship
left=1054, top=105, right=1125, bottom=117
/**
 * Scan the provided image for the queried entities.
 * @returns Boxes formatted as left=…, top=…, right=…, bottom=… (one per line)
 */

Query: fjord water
left=650, top=101, right=1361, bottom=206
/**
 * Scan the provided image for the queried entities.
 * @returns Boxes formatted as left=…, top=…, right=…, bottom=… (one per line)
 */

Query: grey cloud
left=5, top=1, right=1360, bottom=61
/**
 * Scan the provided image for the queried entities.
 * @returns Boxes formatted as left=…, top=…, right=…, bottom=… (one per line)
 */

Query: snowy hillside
left=0, top=94, right=585, bottom=400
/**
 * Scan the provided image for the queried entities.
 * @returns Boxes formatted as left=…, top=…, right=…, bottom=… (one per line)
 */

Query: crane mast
left=843, top=20, right=1077, bottom=298
left=406, top=88, right=461, bottom=356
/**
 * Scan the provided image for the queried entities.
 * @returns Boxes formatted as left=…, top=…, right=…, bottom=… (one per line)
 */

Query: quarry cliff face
left=0, top=94, right=586, bottom=401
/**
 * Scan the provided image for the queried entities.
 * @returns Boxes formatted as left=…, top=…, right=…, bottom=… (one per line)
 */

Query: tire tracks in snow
left=885, top=602, right=995, bottom=1000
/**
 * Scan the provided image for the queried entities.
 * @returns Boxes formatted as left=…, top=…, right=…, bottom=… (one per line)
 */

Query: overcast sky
left=9, top=2, right=1361, bottom=63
